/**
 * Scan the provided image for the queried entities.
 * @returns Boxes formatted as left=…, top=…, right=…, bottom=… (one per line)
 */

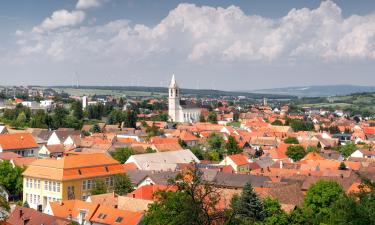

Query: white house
left=351, top=149, right=375, bottom=159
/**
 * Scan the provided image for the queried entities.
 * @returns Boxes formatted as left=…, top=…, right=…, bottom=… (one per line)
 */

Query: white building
left=82, top=96, right=88, bottom=109
left=168, top=75, right=201, bottom=123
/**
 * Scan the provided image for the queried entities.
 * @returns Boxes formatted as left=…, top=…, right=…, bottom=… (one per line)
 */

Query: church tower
left=168, top=74, right=180, bottom=122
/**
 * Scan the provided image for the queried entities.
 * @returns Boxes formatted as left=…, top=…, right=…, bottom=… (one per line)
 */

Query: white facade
left=82, top=96, right=88, bottom=109
left=168, top=75, right=201, bottom=123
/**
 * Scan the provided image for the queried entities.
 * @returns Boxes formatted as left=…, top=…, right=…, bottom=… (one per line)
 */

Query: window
left=53, top=182, right=56, bottom=192
left=87, top=180, right=92, bottom=189
left=115, top=217, right=123, bottom=223
left=109, top=177, right=114, bottom=186
left=97, top=213, right=107, bottom=219
left=26, top=179, right=29, bottom=188
left=33, top=195, right=36, bottom=204
left=48, top=181, right=52, bottom=191
left=25, top=193, right=28, bottom=202
left=82, top=180, right=87, bottom=190
left=57, top=182, right=61, bottom=192
left=37, top=180, right=40, bottom=189
left=105, top=178, right=110, bottom=186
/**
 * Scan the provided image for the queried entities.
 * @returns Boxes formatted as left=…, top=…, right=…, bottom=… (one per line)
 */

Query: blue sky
left=1, top=0, right=375, bottom=90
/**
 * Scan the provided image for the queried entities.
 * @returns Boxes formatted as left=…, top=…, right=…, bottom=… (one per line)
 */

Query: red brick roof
left=228, top=154, right=249, bottom=166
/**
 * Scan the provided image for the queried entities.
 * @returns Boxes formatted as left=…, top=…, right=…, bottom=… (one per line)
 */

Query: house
left=7, top=205, right=70, bottom=225
left=178, top=130, right=199, bottom=147
left=38, top=144, right=65, bottom=158
left=351, top=149, right=375, bottom=159
left=127, top=184, right=177, bottom=200
left=125, top=150, right=200, bottom=171
left=44, top=200, right=143, bottom=225
left=47, top=129, right=81, bottom=146
left=0, top=125, right=8, bottom=134
left=22, top=153, right=127, bottom=210
left=0, top=133, right=39, bottom=157
left=219, top=154, right=251, bottom=173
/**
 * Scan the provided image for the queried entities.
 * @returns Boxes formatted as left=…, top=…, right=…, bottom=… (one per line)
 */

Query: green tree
left=30, top=110, right=49, bottom=128
left=178, top=139, right=188, bottom=148
left=338, top=162, right=347, bottom=170
left=114, top=174, right=134, bottom=195
left=207, top=112, right=218, bottom=124
left=51, top=106, right=69, bottom=129
left=304, top=180, right=345, bottom=221
left=284, top=137, right=299, bottom=144
left=289, top=119, right=314, bottom=132
left=207, top=133, right=225, bottom=151
left=334, top=142, right=357, bottom=158
left=225, top=136, right=242, bottom=154
left=263, top=198, right=289, bottom=225
left=271, top=120, right=283, bottom=126
left=306, top=145, right=319, bottom=153
left=123, top=110, right=137, bottom=128
left=143, top=164, right=226, bottom=225
left=146, top=147, right=156, bottom=153
left=0, top=161, right=24, bottom=197
left=286, top=145, right=306, bottom=161
left=199, top=114, right=206, bottom=122
left=14, top=112, right=27, bottom=128
left=91, top=179, right=107, bottom=195
left=329, top=126, right=341, bottom=134
left=0, top=194, right=10, bottom=213
left=90, top=124, right=101, bottom=133
left=230, top=182, right=265, bottom=223
left=110, top=147, right=134, bottom=164
left=71, top=101, right=83, bottom=120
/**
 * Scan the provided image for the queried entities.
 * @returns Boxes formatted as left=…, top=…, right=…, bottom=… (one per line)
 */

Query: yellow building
left=22, top=153, right=125, bottom=210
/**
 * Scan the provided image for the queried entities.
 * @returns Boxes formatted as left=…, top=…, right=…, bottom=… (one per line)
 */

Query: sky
left=0, top=0, right=375, bottom=91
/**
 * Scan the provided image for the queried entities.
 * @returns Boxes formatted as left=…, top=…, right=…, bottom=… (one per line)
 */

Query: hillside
left=252, top=85, right=375, bottom=97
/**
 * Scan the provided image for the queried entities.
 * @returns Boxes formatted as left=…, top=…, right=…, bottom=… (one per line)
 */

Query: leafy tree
left=90, top=124, right=101, bottom=133
left=146, top=124, right=164, bottom=138
left=304, top=180, right=345, bottom=221
left=338, top=162, right=347, bottom=170
left=271, top=120, right=283, bottom=126
left=0, top=194, right=10, bottom=213
left=178, top=139, right=188, bottom=148
left=286, top=145, right=306, bottom=161
left=30, top=110, right=49, bottom=128
left=143, top=164, right=226, bottom=225
left=14, top=112, right=27, bottom=128
left=225, top=136, right=242, bottom=154
left=230, top=182, right=265, bottom=223
left=199, top=114, right=206, bottom=122
left=114, top=174, right=134, bottom=195
left=22, top=201, right=30, bottom=208
left=0, top=160, right=24, bottom=197
left=71, top=101, right=83, bottom=120
left=91, top=179, right=107, bottom=195
left=306, top=145, right=319, bottom=153
left=207, top=112, right=218, bottom=124
left=263, top=198, right=289, bottom=225
left=51, top=106, right=69, bottom=129
left=191, top=146, right=205, bottom=160
left=289, top=119, right=314, bottom=132
left=146, top=147, right=156, bottom=153
left=207, top=133, right=225, bottom=151
left=284, top=137, right=299, bottom=144
left=334, top=142, right=357, bottom=158
left=123, top=110, right=137, bottom=128
left=110, top=147, right=134, bottom=164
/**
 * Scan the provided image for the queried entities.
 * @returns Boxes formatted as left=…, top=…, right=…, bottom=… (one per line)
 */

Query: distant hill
left=252, top=85, right=375, bottom=97
left=46, top=85, right=296, bottom=99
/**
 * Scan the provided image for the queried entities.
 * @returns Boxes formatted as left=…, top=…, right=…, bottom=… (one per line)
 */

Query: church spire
left=169, top=74, right=178, bottom=88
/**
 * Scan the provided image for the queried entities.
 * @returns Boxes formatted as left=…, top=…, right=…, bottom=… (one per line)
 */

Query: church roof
left=169, top=74, right=178, bottom=88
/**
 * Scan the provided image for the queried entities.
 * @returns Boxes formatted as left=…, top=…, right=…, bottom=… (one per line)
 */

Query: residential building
left=7, top=206, right=70, bottom=225
left=0, top=133, right=39, bottom=157
left=22, top=153, right=126, bottom=210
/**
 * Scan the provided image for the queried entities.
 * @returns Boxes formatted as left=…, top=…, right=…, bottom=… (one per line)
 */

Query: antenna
left=75, top=72, right=79, bottom=88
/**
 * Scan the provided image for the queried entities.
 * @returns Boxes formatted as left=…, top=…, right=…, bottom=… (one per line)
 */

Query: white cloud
left=76, top=0, right=107, bottom=9
left=14, top=1, right=375, bottom=64
left=33, top=10, right=85, bottom=33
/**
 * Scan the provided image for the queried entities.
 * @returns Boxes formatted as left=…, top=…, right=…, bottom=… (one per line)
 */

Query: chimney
left=279, top=161, right=283, bottom=169
left=19, top=209, right=24, bottom=218
left=340, top=174, right=344, bottom=179
left=132, top=194, right=136, bottom=198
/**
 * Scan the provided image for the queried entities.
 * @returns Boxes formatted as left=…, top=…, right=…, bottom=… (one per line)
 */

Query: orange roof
left=362, top=126, right=375, bottom=135
left=228, top=154, right=249, bottom=166
left=347, top=182, right=371, bottom=193
left=117, top=138, right=138, bottom=143
left=91, top=205, right=143, bottom=225
left=12, top=157, right=38, bottom=167
left=179, top=130, right=199, bottom=141
left=0, top=133, right=38, bottom=150
left=127, top=185, right=177, bottom=201
left=23, top=153, right=124, bottom=181
left=150, top=137, right=179, bottom=144
left=300, top=152, right=324, bottom=162
left=268, top=143, right=289, bottom=159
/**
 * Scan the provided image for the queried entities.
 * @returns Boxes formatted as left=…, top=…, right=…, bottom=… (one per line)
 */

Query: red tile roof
left=228, top=154, right=249, bottom=166
left=0, top=133, right=38, bottom=150
left=127, top=185, right=177, bottom=201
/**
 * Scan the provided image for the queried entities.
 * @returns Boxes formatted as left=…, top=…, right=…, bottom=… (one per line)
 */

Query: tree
left=110, top=147, right=135, bottom=164
left=143, top=164, right=226, bottom=225
left=0, top=194, right=10, bottom=213
left=338, top=162, right=347, bottom=170
left=262, top=198, right=289, bottom=225
left=30, top=110, right=49, bottom=128
left=0, top=160, right=24, bottom=197
left=286, top=145, right=306, bottom=161
left=178, top=139, right=188, bottom=148
left=114, top=174, right=134, bottom=195
left=334, top=142, right=357, bottom=158
left=206, top=132, right=225, bottom=160
left=230, top=182, right=265, bottom=223
left=225, top=136, right=242, bottom=154
left=329, top=126, right=341, bottom=134
left=71, top=101, right=83, bottom=120
left=306, top=145, right=319, bottom=153
left=22, top=201, right=30, bottom=208
left=289, top=119, right=314, bottom=132
left=91, top=179, right=107, bottom=195
left=14, top=112, right=27, bottom=128
left=90, top=124, right=101, bottom=133
left=51, top=106, right=69, bottom=129
left=304, top=180, right=345, bottom=220
left=146, top=147, right=156, bottom=153
left=199, top=114, right=206, bottom=122
left=123, top=110, right=137, bottom=128
left=207, top=112, right=217, bottom=124
left=284, top=137, right=299, bottom=144
left=271, top=120, right=283, bottom=126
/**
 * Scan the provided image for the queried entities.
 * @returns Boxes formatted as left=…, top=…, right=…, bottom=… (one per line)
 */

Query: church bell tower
left=168, top=74, right=180, bottom=122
